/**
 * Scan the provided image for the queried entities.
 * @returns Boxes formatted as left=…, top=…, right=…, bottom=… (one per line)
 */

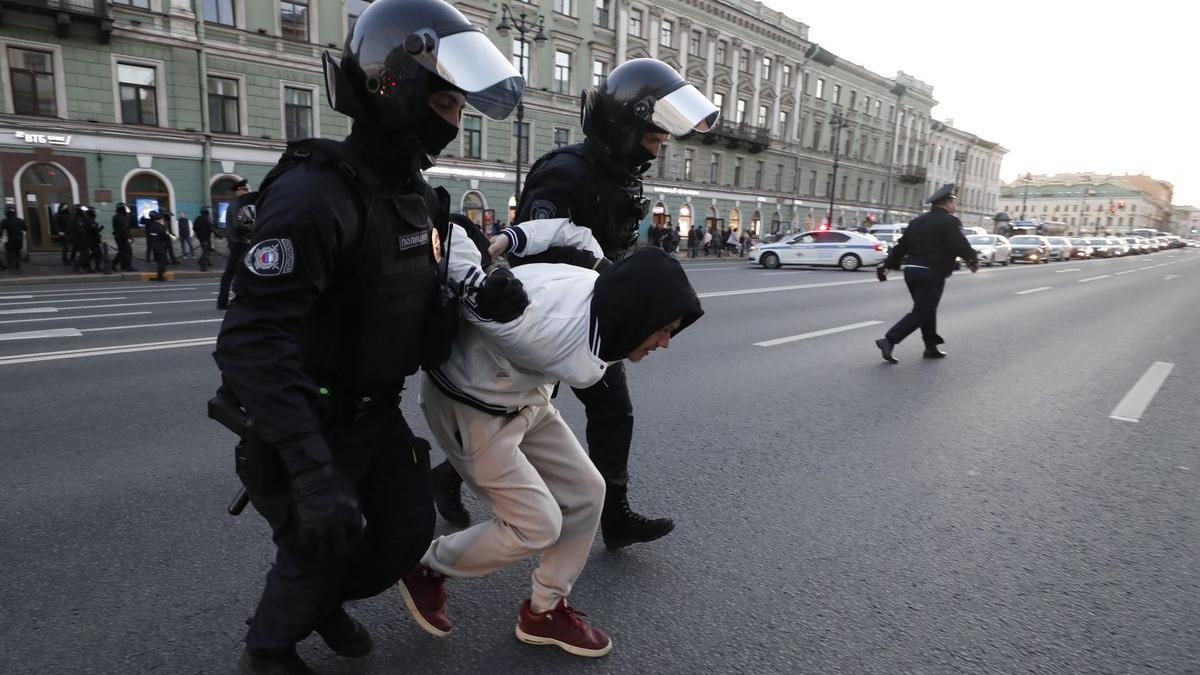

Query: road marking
left=1016, top=286, right=1052, bottom=295
left=0, top=336, right=216, bottom=367
left=684, top=266, right=740, bottom=272
left=0, top=328, right=83, bottom=341
left=754, top=320, right=883, bottom=347
left=1078, top=274, right=1110, bottom=283
left=1139, top=266, right=1156, bottom=270
left=0, top=311, right=152, bottom=325
left=699, top=278, right=874, bottom=299
left=1110, top=361, right=1175, bottom=423
left=1164, top=275, right=1180, bottom=280
left=1156, top=263, right=1169, bottom=268
left=18, top=286, right=199, bottom=299
left=81, top=318, right=225, bottom=332
left=0, top=307, right=58, bottom=316
left=1114, top=269, right=1139, bottom=276
left=0, top=297, right=124, bottom=307
left=0, top=294, right=33, bottom=300
left=62, top=298, right=216, bottom=311
left=760, top=270, right=811, bottom=275
left=0, top=281, right=218, bottom=295
left=1055, top=268, right=1081, bottom=273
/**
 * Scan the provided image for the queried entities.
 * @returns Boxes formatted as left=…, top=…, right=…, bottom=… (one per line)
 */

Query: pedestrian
left=429, top=57, right=719, bottom=550
left=145, top=211, right=169, bottom=281
left=726, top=227, right=739, bottom=256
left=160, top=210, right=180, bottom=265
left=404, top=227, right=703, bottom=658
left=193, top=207, right=214, bottom=271
left=70, top=205, right=93, bottom=273
left=54, top=204, right=72, bottom=264
left=217, top=179, right=253, bottom=310
left=111, top=203, right=136, bottom=272
left=1, top=204, right=25, bottom=271
left=703, top=226, right=713, bottom=256
left=875, top=183, right=979, bottom=363
left=177, top=211, right=194, bottom=258
left=212, top=0, right=527, bottom=670
left=84, top=205, right=106, bottom=272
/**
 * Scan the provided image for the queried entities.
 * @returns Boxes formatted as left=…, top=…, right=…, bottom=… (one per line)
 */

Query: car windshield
left=875, top=233, right=895, bottom=242
left=967, top=235, right=997, bottom=244
left=1088, top=238, right=1107, bottom=244
left=1069, top=239, right=1087, bottom=245
left=1047, top=238, right=1066, bottom=244
left=1010, top=236, right=1040, bottom=244
left=761, top=233, right=787, bottom=244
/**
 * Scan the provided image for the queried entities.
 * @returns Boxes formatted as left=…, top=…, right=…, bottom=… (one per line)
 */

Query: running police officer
left=145, top=210, right=170, bottom=281
left=875, top=183, right=979, bottom=363
left=1, top=204, right=25, bottom=271
left=111, top=203, right=136, bottom=272
left=212, top=0, right=525, bottom=671
left=429, top=58, right=719, bottom=549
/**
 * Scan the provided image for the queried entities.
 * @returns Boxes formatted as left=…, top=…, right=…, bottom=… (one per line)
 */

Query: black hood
left=591, top=247, right=703, bottom=361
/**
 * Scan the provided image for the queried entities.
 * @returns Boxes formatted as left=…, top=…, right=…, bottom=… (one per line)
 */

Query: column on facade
left=902, top=109, right=915, bottom=168
left=790, top=59, right=803, bottom=142
left=677, top=18, right=690, bottom=77
left=616, top=0, right=630, bottom=65
left=647, top=7, right=661, bottom=59
left=729, top=38, right=742, bottom=122
left=769, top=52, right=784, bottom=137
left=704, top=28, right=718, bottom=100
left=748, top=46, right=763, bottom=128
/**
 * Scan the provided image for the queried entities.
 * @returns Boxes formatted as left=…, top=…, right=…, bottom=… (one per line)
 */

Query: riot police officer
left=193, top=207, right=215, bottom=271
left=70, top=205, right=94, bottom=273
left=84, top=206, right=105, bottom=272
left=111, top=203, right=136, bottom=272
left=1, top=204, right=25, bottom=271
left=429, top=58, right=719, bottom=549
left=216, top=179, right=253, bottom=309
left=145, top=210, right=170, bottom=281
left=212, top=0, right=525, bottom=671
left=54, top=204, right=72, bottom=264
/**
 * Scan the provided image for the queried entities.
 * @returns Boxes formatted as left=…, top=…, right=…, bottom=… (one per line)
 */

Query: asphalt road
left=1, top=249, right=1197, bottom=674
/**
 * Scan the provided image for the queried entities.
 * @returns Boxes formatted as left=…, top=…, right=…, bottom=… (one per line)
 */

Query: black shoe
left=601, top=487, right=674, bottom=550
left=432, top=461, right=470, bottom=528
left=923, top=348, right=947, bottom=359
left=315, top=606, right=373, bottom=658
left=238, top=646, right=316, bottom=675
left=875, top=338, right=897, bottom=364
left=217, top=302, right=229, bottom=310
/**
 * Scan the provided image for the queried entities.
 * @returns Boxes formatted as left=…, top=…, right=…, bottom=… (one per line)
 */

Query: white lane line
left=1110, top=361, right=1175, bottom=423
left=699, top=278, right=874, bottom=299
left=81, top=318, right=225, bottom=332
left=0, top=297, right=124, bottom=307
left=19, top=286, right=198, bottom=299
left=1156, top=263, right=1169, bottom=268
left=5, top=281, right=219, bottom=294
left=0, top=307, right=58, bottom=316
left=63, top=298, right=215, bottom=311
left=1164, top=275, right=1180, bottom=280
left=0, top=294, right=33, bottom=300
left=1016, top=286, right=1052, bottom=295
left=1055, top=268, right=1081, bottom=273
left=0, top=311, right=152, bottom=325
left=1114, top=269, right=1139, bottom=276
left=0, top=336, right=216, bottom=366
left=684, top=267, right=740, bottom=272
left=1078, top=274, right=1111, bottom=283
left=0, top=328, right=83, bottom=341
left=761, top=270, right=811, bottom=275
left=754, top=320, right=883, bottom=347
left=1138, top=266, right=1156, bottom=270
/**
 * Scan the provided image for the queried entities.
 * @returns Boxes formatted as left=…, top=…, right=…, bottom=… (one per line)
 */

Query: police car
left=748, top=229, right=888, bottom=271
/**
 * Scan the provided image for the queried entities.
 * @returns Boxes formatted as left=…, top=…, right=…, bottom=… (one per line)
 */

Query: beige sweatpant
left=419, top=376, right=605, bottom=613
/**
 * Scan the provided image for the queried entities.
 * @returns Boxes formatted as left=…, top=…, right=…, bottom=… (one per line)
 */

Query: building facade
left=0, top=0, right=1006, bottom=252
left=998, top=173, right=1175, bottom=235
left=925, top=120, right=1006, bottom=230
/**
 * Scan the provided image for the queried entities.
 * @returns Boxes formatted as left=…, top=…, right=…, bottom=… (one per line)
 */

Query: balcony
left=898, top=164, right=926, bottom=184
left=0, top=0, right=113, bottom=42
left=699, top=119, right=770, bottom=153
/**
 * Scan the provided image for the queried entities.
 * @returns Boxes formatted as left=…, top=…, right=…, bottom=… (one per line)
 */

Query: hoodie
left=591, top=247, right=704, bottom=362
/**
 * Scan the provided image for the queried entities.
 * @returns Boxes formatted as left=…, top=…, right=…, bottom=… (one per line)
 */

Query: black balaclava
left=591, top=247, right=703, bottom=362
left=417, top=75, right=462, bottom=158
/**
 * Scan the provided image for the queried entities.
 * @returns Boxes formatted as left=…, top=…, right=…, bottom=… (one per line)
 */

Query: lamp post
left=881, top=82, right=906, bottom=224
left=826, top=107, right=850, bottom=228
left=1019, top=172, right=1032, bottom=220
left=496, top=5, right=546, bottom=217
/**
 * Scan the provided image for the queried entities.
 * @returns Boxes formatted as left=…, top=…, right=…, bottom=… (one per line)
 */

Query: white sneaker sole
left=515, top=625, right=613, bottom=657
left=398, top=583, right=450, bottom=638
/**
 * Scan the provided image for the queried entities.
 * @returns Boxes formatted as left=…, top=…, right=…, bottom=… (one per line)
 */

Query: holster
left=208, top=391, right=287, bottom=496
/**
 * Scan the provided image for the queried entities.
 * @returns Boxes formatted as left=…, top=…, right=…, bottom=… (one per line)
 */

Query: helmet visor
left=652, top=84, right=720, bottom=135
left=432, top=30, right=525, bottom=120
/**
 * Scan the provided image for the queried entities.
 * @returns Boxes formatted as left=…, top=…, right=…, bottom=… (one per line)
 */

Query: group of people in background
left=649, top=221, right=754, bottom=258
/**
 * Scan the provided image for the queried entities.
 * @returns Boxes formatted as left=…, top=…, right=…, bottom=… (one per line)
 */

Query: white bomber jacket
left=426, top=218, right=610, bottom=414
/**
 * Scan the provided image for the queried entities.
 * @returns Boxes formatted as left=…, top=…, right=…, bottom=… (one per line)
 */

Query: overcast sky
left=763, top=0, right=1198, bottom=206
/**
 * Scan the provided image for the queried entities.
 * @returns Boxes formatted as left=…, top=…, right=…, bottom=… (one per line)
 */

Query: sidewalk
left=0, top=243, right=231, bottom=286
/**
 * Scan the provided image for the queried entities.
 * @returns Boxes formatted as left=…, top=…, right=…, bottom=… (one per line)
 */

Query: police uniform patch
left=529, top=199, right=557, bottom=220
left=244, top=238, right=295, bottom=277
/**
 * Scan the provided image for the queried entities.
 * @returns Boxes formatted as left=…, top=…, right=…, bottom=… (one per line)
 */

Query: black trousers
left=571, top=360, right=634, bottom=488
left=151, top=241, right=168, bottom=279
left=5, top=240, right=21, bottom=270
left=197, top=237, right=212, bottom=270
left=245, top=408, right=434, bottom=656
left=115, top=240, right=134, bottom=271
left=885, top=267, right=946, bottom=348
left=219, top=241, right=248, bottom=306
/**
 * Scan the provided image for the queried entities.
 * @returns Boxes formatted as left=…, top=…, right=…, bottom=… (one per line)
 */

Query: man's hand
left=475, top=266, right=529, bottom=322
left=876, top=265, right=888, bottom=282
left=291, top=465, right=361, bottom=556
left=487, top=232, right=510, bottom=258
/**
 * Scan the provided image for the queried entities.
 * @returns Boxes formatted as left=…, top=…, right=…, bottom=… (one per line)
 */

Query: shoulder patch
left=244, top=238, right=295, bottom=277
left=529, top=199, right=557, bottom=220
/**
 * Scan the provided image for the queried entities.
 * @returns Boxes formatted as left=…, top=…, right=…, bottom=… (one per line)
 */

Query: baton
left=228, top=487, right=250, bottom=516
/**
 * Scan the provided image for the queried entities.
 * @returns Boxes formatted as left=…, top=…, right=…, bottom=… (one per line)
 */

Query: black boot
left=431, top=461, right=470, bottom=528
left=237, top=647, right=315, bottom=675
left=601, top=486, right=674, bottom=550
left=314, top=606, right=373, bottom=658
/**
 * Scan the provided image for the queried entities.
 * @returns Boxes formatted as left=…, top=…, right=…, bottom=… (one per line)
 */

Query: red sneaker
left=399, top=564, right=452, bottom=637
left=515, top=599, right=613, bottom=658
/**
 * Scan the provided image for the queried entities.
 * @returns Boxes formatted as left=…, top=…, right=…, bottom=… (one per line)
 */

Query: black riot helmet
left=324, top=0, right=524, bottom=161
left=115, top=202, right=128, bottom=214
left=582, top=58, right=719, bottom=168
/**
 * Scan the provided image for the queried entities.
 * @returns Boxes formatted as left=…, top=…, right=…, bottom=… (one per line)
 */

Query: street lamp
left=1019, top=172, right=1032, bottom=220
left=881, top=82, right=906, bottom=224
left=826, top=107, right=850, bottom=228
left=496, top=4, right=546, bottom=218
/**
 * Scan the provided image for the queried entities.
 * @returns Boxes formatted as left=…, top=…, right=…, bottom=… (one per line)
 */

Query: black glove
left=876, top=266, right=888, bottom=282
left=290, top=465, right=361, bottom=556
left=475, top=267, right=529, bottom=323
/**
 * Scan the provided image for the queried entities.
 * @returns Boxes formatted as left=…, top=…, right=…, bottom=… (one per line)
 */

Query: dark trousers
left=5, top=239, right=21, bottom=270
left=571, top=360, right=634, bottom=488
left=219, top=241, right=248, bottom=306
left=245, top=409, right=434, bottom=656
left=115, top=240, right=134, bottom=271
left=151, top=241, right=168, bottom=279
left=197, top=237, right=212, bottom=270
left=885, top=267, right=946, bottom=348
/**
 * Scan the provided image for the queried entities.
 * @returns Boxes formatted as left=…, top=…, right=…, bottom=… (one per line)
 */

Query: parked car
left=1086, top=237, right=1113, bottom=258
left=966, top=234, right=1011, bottom=266
left=1008, top=235, right=1051, bottom=263
left=1122, top=237, right=1148, bottom=254
left=1106, top=238, right=1129, bottom=257
left=1044, top=236, right=1074, bottom=261
left=873, top=231, right=899, bottom=251
left=1067, top=237, right=1092, bottom=259
left=749, top=229, right=887, bottom=271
